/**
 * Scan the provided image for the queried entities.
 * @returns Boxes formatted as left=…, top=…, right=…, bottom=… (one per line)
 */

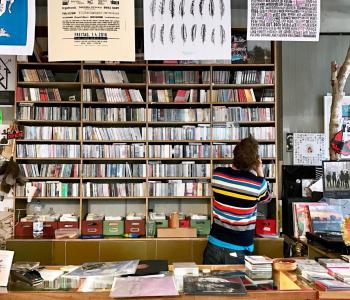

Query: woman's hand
left=254, top=157, right=264, bottom=177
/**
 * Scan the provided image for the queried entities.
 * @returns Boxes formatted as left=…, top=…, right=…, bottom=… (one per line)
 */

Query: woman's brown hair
left=233, top=136, right=259, bottom=171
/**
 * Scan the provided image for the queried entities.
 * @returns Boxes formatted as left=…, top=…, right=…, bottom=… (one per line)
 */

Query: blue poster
left=0, top=0, right=35, bottom=55
left=0, top=0, right=28, bottom=46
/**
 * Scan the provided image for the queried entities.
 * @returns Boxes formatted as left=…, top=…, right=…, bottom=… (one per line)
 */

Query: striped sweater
left=208, top=167, right=271, bottom=252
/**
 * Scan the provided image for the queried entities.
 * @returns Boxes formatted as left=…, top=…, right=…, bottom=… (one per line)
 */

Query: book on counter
left=315, top=279, right=350, bottom=291
left=300, top=270, right=335, bottom=283
left=65, top=260, right=139, bottom=278
left=329, top=268, right=350, bottom=283
left=132, top=260, right=168, bottom=277
left=245, top=256, right=273, bottom=265
left=183, top=275, right=247, bottom=295
left=245, top=256, right=272, bottom=280
left=110, top=276, right=179, bottom=298
left=318, top=258, right=350, bottom=268
left=341, top=255, right=350, bottom=262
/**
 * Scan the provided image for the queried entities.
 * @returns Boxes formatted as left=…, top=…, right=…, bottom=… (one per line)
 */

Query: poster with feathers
left=144, top=0, right=231, bottom=60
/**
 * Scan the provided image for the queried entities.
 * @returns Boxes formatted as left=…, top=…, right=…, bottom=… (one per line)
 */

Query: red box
left=255, top=219, right=277, bottom=235
left=81, top=221, right=103, bottom=236
left=125, top=219, right=145, bottom=236
left=180, top=219, right=190, bottom=228
left=58, top=221, right=79, bottom=229
left=15, top=222, right=33, bottom=238
left=43, top=221, right=58, bottom=238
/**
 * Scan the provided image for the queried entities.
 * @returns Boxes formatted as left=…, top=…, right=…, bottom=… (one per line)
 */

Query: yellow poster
left=48, top=0, right=135, bottom=62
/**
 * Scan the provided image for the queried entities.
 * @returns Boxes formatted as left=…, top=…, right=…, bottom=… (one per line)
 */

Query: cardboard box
left=256, top=219, right=277, bottom=235
left=43, top=221, right=58, bottom=238
left=81, top=220, right=103, bottom=236
left=157, top=227, right=197, bottom=238
left=155, top=219, right=168, bottom=228
left=180, top=219, right=190, bottom=228
left=58, top=221, right=79, bottom=229
left=15, top=222, right=33, bottom=238
left=190, top=219, right=211, bottom=236
left=103, top=220, right=124, bottom=236
left=125, top=219, right=145, bottom=236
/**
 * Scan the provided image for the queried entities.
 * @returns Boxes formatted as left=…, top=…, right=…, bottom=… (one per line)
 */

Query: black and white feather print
left=191, top=24, right=197, bottom=42
left=220, top=25, right=225, bottom=44
left=201, top=24, right=206, bottom=43
left=219, top=0, right=225, bottom=18
left=209, top=0, right=214, bottom=17
left=199, top=0, right=205, bottom=16
left=169, top=24, right=175, bottom=43
left=169, top=0, right=175, bottom=18
left=159, top=0, right=165, bottom=15
left=179, top=0, right=185, bottom=17
left=150, top=24, right=156, bottom=43
left=160, top=24, right=165, bottom=44
left=190, top=0, right=195, bottom=16
left=181, top=24, right=187, bottom=43
left=150, top=0, right=156, bottom=17
left=211, top=28, right=215, bottom=44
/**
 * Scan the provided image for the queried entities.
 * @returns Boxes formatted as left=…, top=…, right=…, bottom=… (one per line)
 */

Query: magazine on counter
left=65, top=260, right=139, bottom=278
left=183, top=275, right=247, bottom=295
left=110, top=275, right=179, bottom=298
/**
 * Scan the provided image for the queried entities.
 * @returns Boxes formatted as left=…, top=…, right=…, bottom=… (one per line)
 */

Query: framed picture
left=322, top=160, right=350, bottom=199
left=247, top=40, right=272, bottom=64
left=293, top=133, right=326, bottom=166
left=286, top=132, right=293, bottom=152
left=324, top=95, right=350, bottom=159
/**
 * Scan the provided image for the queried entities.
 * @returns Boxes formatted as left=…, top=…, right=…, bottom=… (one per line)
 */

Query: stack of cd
left=245, top=255, right=273, bottom=280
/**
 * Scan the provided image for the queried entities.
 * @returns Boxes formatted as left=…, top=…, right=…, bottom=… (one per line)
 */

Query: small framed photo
left=322, top=160, right=350, bottom=199
left=286, top=133, right=293, bottom=152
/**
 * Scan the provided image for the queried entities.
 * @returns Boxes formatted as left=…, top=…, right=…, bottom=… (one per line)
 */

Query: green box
left=155, top=219, right=168, bottom=228
left=190, top=219, right=211, bottom=236
left=103, top=220, right=124, bottom=236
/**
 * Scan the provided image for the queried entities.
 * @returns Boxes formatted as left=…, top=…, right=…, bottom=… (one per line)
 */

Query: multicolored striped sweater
left=208, top=167, right=271, bottom=252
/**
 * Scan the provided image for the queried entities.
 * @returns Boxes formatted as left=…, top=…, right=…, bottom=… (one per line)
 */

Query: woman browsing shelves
left=203, top=136, right=272, bottom=264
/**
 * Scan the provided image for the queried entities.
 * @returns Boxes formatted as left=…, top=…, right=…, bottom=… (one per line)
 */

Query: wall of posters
left=144, top=0, right=231, bottom=60
left=0, top=0, right=35, bottom=55
left=247, top=0, right=320, bottom=41
left=0, top=55, right=15, bottom=105
left=293, top=133, right=325, bottom=166
left=48, top=0, right=135, bottom=62
left=324, top=95, right=350, bottom=159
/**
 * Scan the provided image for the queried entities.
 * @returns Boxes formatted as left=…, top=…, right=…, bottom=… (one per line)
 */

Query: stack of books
left=315, top=279, right=350, bottom=291
left=330, top=269, right=350, bottom=283
left=318, top=258, right=350, bottom=269
left=244, top=256, right=273, bottom=280
left=295, top=259, right=332, bottom=283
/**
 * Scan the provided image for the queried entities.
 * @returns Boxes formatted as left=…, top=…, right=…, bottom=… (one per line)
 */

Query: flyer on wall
left=48, top=0, right=135, bottom=62
left=0, top=55, right=15, bottom=105
left=143, top=0, right=231, bottom=60
left=0, top=0, right=35, bottom=55
left=247, top=0, right=320, bottom=41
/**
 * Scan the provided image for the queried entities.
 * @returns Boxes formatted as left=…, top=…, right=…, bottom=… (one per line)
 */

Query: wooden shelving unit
left=14, top=39, right=279, bottom=239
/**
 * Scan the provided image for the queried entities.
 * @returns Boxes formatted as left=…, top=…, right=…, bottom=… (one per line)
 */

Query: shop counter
left=0, top=265, right=317, bottom=300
